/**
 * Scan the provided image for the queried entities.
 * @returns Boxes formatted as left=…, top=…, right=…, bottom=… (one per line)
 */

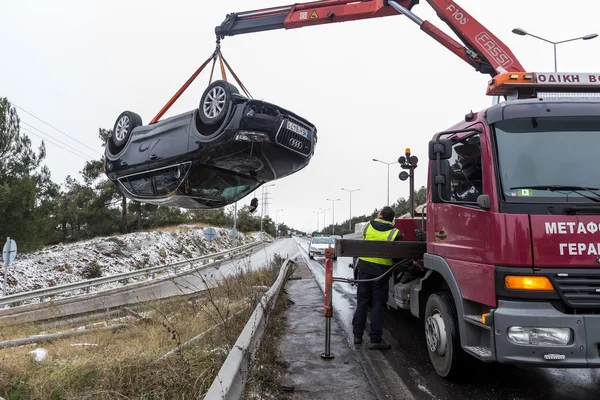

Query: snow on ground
left=4, top=225, right=273, bottom=296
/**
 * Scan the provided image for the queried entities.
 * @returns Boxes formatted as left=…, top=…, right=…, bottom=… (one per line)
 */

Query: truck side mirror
left=428, top=138, right=453, bottom=160
left=431, top=160, right=451, bottom=203
left=477, top=194, right=491, bottom=210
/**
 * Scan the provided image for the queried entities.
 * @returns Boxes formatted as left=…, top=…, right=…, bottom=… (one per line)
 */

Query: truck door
left=429, top=125, right=496, bottom=307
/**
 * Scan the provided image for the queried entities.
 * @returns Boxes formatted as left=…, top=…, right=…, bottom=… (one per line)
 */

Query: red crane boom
left=215, top=0, right=525, bottom=77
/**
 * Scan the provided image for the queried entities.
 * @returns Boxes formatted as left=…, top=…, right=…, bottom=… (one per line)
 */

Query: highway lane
left=294, top=237, right=600, bottom=400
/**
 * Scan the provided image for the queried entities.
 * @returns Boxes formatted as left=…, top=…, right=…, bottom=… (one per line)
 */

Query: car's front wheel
left=112, top=111, right=142, bottom=147
left=199, top=80, right=239, bottom=126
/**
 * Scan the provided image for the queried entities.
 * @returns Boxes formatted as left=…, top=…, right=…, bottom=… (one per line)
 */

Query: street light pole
left=326, top=199, right=340, bottom=234
left=320, top=208, right=329, bottom=233
left=512, top=28, right=598, bottom=72
left=341, top=188, right=360, bottom=231
left=373, top=159, right=396, bottom=206
left=276, top=209, right=284, bottom=238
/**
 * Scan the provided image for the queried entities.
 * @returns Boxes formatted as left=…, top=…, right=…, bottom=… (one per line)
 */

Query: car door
left=146, top=112, right=192, bottom=164
left=429, top=127, right=496, bottom=306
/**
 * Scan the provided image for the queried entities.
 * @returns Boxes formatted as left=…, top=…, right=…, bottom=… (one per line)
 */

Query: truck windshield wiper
left=510, top=185, right=600, bottom=203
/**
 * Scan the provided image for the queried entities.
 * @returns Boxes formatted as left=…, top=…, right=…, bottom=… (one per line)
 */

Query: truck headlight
left=507, top=327, right=572, bottom=346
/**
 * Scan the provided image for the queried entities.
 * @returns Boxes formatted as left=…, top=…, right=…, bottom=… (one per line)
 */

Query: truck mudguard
left=422, top=253, right=468, bottom=347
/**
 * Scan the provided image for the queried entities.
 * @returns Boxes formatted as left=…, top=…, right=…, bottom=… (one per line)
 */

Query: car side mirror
left=431, top=160, right=451, bottom=203
left=249, top=197, right=259, bottom=213
left=428, top=138, right=453, bottom=160
left=477, top=194, right=491, bottom=210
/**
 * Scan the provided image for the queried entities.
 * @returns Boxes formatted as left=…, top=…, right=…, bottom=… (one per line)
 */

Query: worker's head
left=378, top=206, right=395, bottom=222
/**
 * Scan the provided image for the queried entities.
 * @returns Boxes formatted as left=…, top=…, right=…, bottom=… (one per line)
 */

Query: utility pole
left=326, top=198, right=340, bottom=234
left=341, top=188, right=360, bottom=231
left=313, top=211, right=320, bottom=232
left=260, top=184, right=275, bottom=232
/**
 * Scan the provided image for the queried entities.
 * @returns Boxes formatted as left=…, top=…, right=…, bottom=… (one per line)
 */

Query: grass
left=0, top=255, right=285, bottom=400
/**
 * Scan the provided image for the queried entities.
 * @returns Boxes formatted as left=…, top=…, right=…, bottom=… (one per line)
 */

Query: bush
left=81, top=261, right=102, bottom=279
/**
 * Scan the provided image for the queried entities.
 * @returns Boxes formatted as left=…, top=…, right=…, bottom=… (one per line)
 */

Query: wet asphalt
left=292, top=237, right=600, bottom=400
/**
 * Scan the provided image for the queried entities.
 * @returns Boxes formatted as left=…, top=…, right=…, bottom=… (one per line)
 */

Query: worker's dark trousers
left=352, top=269, right=389, bottom=343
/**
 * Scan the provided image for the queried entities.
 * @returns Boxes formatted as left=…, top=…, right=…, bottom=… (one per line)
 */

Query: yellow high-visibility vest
left=359, top=219, right=400, bottom=266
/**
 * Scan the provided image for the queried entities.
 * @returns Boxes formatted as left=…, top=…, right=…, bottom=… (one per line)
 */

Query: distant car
left=104, top=80, right=318, bottom=209
left=308, top=236, right=336, bottom=260
left=330, top=234, right=342, bottom=241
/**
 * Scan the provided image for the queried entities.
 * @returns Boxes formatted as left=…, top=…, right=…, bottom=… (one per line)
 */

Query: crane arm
left=215, top=0, right=524, bottom=77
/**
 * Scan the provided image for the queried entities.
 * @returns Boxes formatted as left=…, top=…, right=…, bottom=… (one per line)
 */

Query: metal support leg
left=321, top=249, right=335, bottom=359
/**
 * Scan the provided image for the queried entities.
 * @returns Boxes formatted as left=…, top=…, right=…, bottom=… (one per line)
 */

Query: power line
left=20, top=128, right=90, bottom=162
left=9, top=101, right=103, bottom=156
left=20, top=120, right=97, bottom=160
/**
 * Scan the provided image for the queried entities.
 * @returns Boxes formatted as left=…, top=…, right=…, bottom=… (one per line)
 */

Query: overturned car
left=104, top=80, right=317, bottom=209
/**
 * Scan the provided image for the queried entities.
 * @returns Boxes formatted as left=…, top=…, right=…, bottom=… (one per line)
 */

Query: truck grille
left=275, top=117, right=313, bottom=157
left=549, top=270, right=600, bottom=308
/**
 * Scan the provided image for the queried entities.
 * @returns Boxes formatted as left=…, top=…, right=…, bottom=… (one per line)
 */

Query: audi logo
left=288, top=138, right=303, bottom=150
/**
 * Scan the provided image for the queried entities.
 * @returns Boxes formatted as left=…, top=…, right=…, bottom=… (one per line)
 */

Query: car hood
left=247, top=99, right=316, bottom=131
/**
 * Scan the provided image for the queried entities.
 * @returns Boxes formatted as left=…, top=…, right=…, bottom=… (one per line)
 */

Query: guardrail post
left=40, top=296, right=44, bottom=303
left=321, top=248, right=335, bottom=360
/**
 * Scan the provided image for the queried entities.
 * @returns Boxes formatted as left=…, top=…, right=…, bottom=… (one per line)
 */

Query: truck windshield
left=494, top=116, right=600, bottom=202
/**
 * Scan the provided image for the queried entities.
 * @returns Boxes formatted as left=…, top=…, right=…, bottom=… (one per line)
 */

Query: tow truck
left=213, top=0, right=600, bottom=378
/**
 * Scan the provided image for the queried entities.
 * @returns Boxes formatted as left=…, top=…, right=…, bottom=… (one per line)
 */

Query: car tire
left=424, top=291, right=467, bottom=379
left=112, top=111, right=142, bottom=147
left=199, top=80, right=239, bottom=126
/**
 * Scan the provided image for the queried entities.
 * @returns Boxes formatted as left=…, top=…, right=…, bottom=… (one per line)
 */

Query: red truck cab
left=384, top=72, right=600, bottom=377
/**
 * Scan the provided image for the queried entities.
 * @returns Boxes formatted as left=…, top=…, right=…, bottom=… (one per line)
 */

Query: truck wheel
left=424, top=291, right=465, bottom=379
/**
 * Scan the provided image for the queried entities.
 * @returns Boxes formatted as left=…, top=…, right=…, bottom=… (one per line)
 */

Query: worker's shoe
left=368, top=339, right=391, bottom=350
left=353, top=336, right=363, bottom=345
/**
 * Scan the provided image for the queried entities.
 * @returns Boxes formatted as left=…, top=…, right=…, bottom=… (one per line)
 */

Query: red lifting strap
left=150, top=51, right=216, bottom=124
left=150, top=46, right=253, bottom=124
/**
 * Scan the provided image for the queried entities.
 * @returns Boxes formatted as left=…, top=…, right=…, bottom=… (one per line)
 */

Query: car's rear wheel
left=199, top=80, right=239, bottom=126
left=112, top=111, right=142, bottom=147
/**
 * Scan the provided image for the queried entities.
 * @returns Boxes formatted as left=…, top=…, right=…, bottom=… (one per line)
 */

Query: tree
left=0, top=98, right=56, bottom=251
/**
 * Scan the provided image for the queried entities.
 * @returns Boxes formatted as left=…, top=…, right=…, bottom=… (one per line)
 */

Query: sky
left=2, top=0, right=600, bottom=234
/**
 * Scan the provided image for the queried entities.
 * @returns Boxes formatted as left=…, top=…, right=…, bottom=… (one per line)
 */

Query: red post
left=321, top=248, right=335, bottom=359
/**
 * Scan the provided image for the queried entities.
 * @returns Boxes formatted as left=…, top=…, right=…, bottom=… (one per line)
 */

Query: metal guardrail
left=0, top=241, right=265, bottom=308
left=203, top=252, right=298, bottom=400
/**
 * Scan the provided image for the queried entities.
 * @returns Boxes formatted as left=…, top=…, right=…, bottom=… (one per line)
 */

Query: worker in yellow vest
left=352, top=206, right=401, bottom=350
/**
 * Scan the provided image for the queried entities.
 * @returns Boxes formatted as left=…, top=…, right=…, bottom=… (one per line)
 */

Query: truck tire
left=424, top=291, right=465, bottom=379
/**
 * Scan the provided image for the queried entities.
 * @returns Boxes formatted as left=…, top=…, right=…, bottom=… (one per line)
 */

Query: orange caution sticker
left=310, top=10, right=319, bottom=19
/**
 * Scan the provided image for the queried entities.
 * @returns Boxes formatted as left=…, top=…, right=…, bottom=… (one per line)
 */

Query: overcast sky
left=2, top=1, right=599, bottom=233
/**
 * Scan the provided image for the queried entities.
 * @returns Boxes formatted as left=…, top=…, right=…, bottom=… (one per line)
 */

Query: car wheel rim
left=203, top=86, right=226, bottom=119
left=425, top=311, right=447, bottom=357
left=115, top=116, right=130, bottom=141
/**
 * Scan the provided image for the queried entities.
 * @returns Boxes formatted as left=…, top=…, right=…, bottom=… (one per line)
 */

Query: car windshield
left=312, top=238, right=333, bottom=245
left=183, top=165, right=260, bottom=204
left=494, top=116, right=600, bottom=202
